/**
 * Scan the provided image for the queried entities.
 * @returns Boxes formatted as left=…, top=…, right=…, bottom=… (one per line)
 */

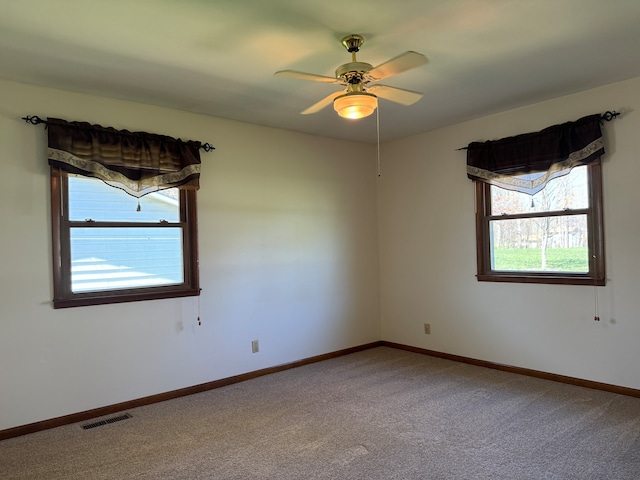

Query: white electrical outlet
left=424, top=323, right=431, bottom=335
left=251, top=340, right=259, bottom=353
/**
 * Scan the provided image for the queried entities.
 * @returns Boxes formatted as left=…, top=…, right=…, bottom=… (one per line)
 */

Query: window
left=45, top=116, right=203, bottom=308
left=474, top=161, right=604, bottom=285
left=51, top=168, right=199, bottom=308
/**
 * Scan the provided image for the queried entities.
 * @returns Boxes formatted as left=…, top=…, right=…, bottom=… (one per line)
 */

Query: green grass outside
left=492, top=247, right=588, bottom=272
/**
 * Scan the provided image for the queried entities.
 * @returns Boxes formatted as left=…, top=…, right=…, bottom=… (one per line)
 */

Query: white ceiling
left=2, top=0, right=640, bottom=143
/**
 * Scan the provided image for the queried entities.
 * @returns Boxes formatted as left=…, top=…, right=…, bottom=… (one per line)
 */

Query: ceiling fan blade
left=275, top=70, right=338, bottom=84
left=367, top=51, right=428, bottom=81
left=301, top=91, right=345, bottom=115
left=367, top=84, right=423, bottom=105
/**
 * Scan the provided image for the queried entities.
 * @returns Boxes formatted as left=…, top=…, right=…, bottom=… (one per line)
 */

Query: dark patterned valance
left=466, top=114, right=604, bottom=194
left=47, top=118, right=201, bottom=198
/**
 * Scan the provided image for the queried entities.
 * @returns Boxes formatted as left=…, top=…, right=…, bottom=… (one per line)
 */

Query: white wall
left=379, top=76, right=640, bottom=390
left=0, top=79, right=381, bottom=431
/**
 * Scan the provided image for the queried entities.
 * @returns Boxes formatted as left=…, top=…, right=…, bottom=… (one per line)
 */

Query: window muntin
left=51, top=170, right=199, bottom=308
left=475, top=162, right=604, bottom=285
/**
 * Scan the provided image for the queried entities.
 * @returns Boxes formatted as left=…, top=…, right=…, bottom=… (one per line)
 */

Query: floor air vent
left=81, top=413, right=132, bottom=430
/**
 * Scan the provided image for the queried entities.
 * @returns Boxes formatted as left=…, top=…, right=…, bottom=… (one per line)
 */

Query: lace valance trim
left=49, top=148, right=201, bottom=198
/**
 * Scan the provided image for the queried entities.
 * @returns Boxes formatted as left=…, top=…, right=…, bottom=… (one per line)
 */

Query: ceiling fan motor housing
left=335, top=62, right=374, bottom=83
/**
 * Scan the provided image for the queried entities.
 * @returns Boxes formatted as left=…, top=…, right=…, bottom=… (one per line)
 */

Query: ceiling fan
left=275, top=34, right=428, bottom=119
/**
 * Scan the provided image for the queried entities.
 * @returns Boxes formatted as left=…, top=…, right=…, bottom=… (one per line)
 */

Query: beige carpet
left=2, top=347, right=640, bottom=479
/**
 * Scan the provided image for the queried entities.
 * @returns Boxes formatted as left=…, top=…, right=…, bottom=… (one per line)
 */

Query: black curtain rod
left=21, top=115, right=215, bottom=152
left=454, top=111, right=620, bottom=151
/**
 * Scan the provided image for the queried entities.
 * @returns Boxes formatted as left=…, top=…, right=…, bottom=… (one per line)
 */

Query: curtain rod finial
left=601, top=111, right=620, bottom=122
left=22, top=115, right=46, bottom=125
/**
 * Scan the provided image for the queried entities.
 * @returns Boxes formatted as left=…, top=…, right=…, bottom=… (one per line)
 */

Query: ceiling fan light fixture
left=333, top=92, right=378, bottom=119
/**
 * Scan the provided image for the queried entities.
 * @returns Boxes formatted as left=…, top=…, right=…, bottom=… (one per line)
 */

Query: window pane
left=490, top=166, right=588, bottom=215
left=70, top=227, right=184, bottom=292
left=489, top=214, right=588, bottom=272
left=68, top=175, right=180, bottom=223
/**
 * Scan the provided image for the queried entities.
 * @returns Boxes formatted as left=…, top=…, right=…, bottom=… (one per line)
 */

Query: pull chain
left=593, top=254, right=600, bottom=321
left=376, top=104, right=381, bottom=177
left=197, top=291, right=202, bottom=326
